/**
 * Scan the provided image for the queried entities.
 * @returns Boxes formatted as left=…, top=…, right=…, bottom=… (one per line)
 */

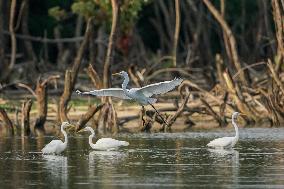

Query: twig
left=17, top=83, right=37, bottom=97
left=147, top=68, right=192, bottom=80
left=14, top=0, right=26, bottom=31
left=173, top=0, right=180, bottom=67
left=267, top=59, right=284, bottom=94
left=41, top=75, right=60, bottom=86
left=2, top=30, right=84, bottom=43
left=86, top=64, right=102, bottom=89
left=201, top=98, right=226, bottom=126
left=165, top=93, right=190, bottom=130
left=232, top=62, right=266, bottom=80
left=8, top=0, right=17, bottom=72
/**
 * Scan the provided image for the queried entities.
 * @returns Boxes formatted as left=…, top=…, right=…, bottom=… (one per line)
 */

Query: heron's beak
left=66, top=124, right=76, bottom=131
left=112, top=72, right=120, bottom=76
left=77, top=128, right=86, bottom=133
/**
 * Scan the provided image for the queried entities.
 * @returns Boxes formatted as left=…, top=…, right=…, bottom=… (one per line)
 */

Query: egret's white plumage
left=41, top=122, right=71, bottom=154
left=76, top=71, right=183, bottom=105
left=207, top=112, right=241, bottom=149
left=84, top=126, right=129, bottom=151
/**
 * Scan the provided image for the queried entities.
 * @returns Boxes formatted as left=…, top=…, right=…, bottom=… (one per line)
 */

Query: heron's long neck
left=232, top=116, right=239, bottom=139
left=89, top=133, right=96, bottom=149
left=61, top=126, right=68, bottom=147
left=121, top=74, right=130, bottom=93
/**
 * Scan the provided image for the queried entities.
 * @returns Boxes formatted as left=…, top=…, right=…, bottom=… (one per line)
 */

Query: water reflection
left=43, top=155, right=68, bottom=187
left=89, top=150, right=128, bottom=166
left=208, top=148, right=238, bottom=157
left=0, top=128, right=283, bottom=188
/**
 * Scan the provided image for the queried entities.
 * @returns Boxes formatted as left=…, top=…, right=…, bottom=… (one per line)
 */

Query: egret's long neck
left=89, top=132, right=96, bottom=149
left=121, top=73, right=130, bottom=93
left=232, top=115, right=239, bottom=139
left=61, top=126, right=68, bottom=147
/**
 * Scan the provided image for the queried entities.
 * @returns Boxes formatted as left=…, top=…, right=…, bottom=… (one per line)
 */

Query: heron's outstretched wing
left=137, top=78, right=183, bottom=97
left=76, top=89, right=131, bottom=99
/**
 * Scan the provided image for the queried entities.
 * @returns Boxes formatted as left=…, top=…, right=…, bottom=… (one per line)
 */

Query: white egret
left=207, top=112, right=243, bottom=149
left=76, top=71, right=183, bottom=124
left=41, top=122, right=71, bottom=154
left=84, top=126, right=129, bottom=151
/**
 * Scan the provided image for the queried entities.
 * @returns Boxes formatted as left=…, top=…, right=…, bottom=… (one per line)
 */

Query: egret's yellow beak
left=66, top=124, right=76, bottom=131
left=112, top=72, right=120, bottom=76
left=76, top=127, right=87, bottom=133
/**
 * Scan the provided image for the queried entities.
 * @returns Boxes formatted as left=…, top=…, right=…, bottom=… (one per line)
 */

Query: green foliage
left=48, top=6, right=68, bottom=21
left=120, top=0, right=150, bottom=31
left=71, top=0, right=98, bottom=19
left=71, top=0, right=149, bottom=32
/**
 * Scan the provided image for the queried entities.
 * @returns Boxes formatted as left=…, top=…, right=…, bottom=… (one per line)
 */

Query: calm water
left=0, top=128, right=284, bottom=188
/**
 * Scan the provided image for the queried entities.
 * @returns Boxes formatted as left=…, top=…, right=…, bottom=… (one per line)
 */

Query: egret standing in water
left=42, top=122, right=71, bottom=154
left=76, top=71, right=183, bottom=124
left=207, top=112, right=243, bottom=149
left=83, top=126, right=129, bottom=151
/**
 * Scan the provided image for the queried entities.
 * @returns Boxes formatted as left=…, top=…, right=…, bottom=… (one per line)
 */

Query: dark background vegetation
left=0, top=0, right=283, bottom=134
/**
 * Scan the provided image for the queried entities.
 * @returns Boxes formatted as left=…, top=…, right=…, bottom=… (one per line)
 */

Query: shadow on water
left=0, top=128, right=284, bottom=188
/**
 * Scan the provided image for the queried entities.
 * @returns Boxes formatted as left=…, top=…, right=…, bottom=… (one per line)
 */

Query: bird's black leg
left=141, top=105, right=146, bottom=126
left=148, top=103, right=168, bottom=126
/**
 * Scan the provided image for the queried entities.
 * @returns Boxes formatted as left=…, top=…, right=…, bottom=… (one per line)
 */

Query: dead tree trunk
left=99, top=0, right=120, bottom=133
left=59, top=70, right=72, bottom=122
left=21, top=0, right=37, bottom=63
left=21, top=99, right=32, bottom=136
left=34, top=79, right=47, bottom=129
left=0, top=0, right=5, bottom=75
left=59, top=18, right=93, bottom=122
left=1, top=0, right=17, bottom=81
left=103, top=0, right=119, bottom=89
left=272, top=0, right=284, bottom=71
left=203, top=0, right=248, bottom=86
left=173, top=0, right=180, bottom=67
left=17, top=76, right=59, bottom=129
left=76, top=104, right=104, bottom=131
left=0, top=108, right=14, bottom=135
left=54, top=26, right=64, bottom=68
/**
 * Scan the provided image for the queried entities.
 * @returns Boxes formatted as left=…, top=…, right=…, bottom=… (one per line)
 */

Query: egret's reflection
left=89, top=150, right=128, bottom=166
left=88, top=150, right=128, bottom=179
left=208, top=148, right=240, bottom=186
left=43, top=155, right=68, bottom=187
left=208, top=148, right=238, bottom=157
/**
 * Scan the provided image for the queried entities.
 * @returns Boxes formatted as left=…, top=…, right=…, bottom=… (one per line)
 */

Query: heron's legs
left=141, top=106, right=146, bottom=126
left=148, top=103, right=168, bottom=126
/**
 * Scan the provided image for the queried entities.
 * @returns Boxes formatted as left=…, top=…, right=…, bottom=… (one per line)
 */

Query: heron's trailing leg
left=148, top=103, right=168, bottom=126
left=141, top=106, right=146, bottom=126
